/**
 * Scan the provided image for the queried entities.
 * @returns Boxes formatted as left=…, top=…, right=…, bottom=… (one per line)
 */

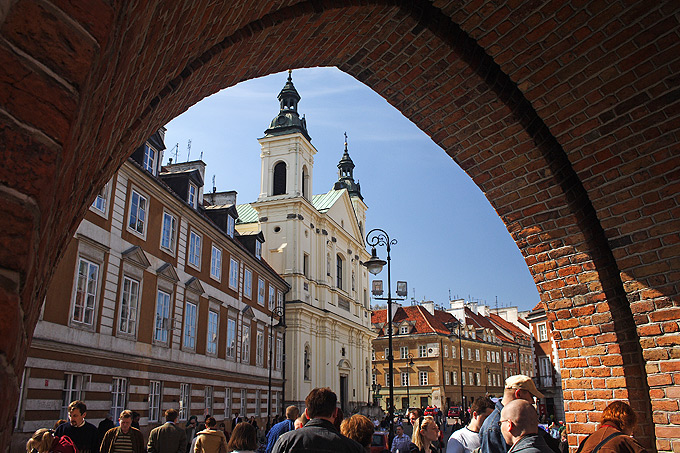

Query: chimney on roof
left=478, top=304, right=489, bottom=317
left=421, top=300, right=435, bottom=315
left=447, top=298, right=466, bottom=325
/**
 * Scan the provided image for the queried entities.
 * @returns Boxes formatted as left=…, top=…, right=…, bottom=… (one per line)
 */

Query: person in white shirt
left=447, top=397, right=495, bottom=453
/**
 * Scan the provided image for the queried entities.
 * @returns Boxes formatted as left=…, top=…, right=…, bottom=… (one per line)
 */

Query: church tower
left=258, top=70, right=316, bottom=202
left=238, top=71, right=375, bottom=413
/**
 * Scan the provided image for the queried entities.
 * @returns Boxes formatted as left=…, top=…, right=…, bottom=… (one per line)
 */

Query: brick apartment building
left=12, top=130, right=288, bottom=446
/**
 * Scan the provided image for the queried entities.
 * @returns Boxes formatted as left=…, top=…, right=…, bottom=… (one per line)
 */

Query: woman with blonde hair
left=576, top=401, right=646, bottom=453
left=411, top=416, right=440, bottom=453
left=26, top=428, right=76, bottom=453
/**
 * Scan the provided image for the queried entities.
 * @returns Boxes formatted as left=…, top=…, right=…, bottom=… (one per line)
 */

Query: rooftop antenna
left=449, top=289, right=451, bottom=301
left=212, top=175, right=216, bottom=194
left=200, top=151, right=203, bottom=160
left=187, top=139, right=192, bottom=161
left=168, top=143, right=179, bottom=164
left=495, top=296, right=499, bottom=310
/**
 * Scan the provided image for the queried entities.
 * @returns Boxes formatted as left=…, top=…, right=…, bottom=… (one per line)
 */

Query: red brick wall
left=0, top=1, right=678, bottom=451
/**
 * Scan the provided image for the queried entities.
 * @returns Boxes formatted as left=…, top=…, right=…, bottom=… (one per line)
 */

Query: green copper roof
left=312, top=189, right=344, bottom=213
left=236, top=204, right=259, bottom=224
left=236, top=189, right=345, bottom=224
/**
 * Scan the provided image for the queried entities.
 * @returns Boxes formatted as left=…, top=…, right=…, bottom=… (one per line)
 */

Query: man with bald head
left=480, top=375, right=559, bottom=453
left=500, top=400, right=552, bottom=453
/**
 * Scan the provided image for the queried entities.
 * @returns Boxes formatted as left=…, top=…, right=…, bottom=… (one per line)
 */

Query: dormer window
left=188, top=183, right=197, bottom=208
left=255, top=240, right=262, bottom=259
left=143, top=144, right=156, bottom=175
left=400, top=325, right=409, bottom=335
left=227, top=215, right=235, bottom=238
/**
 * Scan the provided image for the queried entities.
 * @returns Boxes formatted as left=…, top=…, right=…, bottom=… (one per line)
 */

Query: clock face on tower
left=277, top=116, right=287, bottom=125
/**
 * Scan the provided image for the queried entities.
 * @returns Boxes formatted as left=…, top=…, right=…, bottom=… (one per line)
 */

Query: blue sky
left=163, top=67, right=540, bottom=312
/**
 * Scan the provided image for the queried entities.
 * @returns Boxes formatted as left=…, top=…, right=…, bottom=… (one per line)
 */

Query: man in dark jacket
left=500, top=400, right=552, bottom=453
left=148, top=408, right=187, bottom=453
left=55, top=400, right=100, bottom=453
left=271, top=388, right=364, bottom=453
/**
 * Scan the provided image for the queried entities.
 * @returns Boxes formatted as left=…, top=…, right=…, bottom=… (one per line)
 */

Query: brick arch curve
left=1, top=1, right=677, bottom=450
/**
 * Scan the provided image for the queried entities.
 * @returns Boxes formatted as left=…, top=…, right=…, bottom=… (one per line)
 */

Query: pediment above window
left=157, top=263, right=179, bottom=283
left=185, top=276, right=205, bottom=295
left=122, top=246, right=151, bottom=269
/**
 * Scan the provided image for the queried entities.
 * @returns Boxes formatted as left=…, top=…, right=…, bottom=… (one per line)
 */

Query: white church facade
left=236, top=72, right=375, bottom=411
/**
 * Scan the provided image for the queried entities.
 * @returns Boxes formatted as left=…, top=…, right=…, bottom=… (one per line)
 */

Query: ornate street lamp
left=363, top=228, right=407, bottom=444
left=267, top=306, right=286, bottom=428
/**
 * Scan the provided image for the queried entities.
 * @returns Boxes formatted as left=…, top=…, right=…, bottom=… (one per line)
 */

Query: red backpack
left=51, top=435, right=78, bottom=453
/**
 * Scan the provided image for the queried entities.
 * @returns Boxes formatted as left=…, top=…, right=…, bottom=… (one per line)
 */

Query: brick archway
left=1, top=1, right=678, bottom=450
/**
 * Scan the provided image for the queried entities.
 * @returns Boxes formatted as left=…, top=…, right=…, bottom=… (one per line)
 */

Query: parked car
left=424, top=406, right=437, bottom=417
left=370, top=431, right=389, bottom=453
left=448, top=406, right=462, bottom=418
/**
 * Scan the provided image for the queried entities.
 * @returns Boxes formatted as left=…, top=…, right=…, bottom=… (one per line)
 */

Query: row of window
left=60, top=372, right=279, bottom=424
left=371, top=345, right=503, bottom=363
left=375, top=369, right=506, bottom=388
left=74, top=256, right=283, bottom=365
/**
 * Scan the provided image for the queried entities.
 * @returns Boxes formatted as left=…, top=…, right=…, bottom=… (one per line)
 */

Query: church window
left=302, top=165, right=309, bottom=199
left=336, top=255, right=343, bottom=289
left=273, top=162, right=286, bottom=195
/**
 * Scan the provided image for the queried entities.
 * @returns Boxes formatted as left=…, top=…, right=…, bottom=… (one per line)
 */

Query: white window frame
left=244, top=268, right=253, bottom=299
left=537, top=323, right=548, bottom=342
left=452, top=346, right=456, bottom=359
left=227, top=318, right=236, bottom=359
left=277, top=290, right=283, bottom=309
left=188, top=182, right=197, bottom=208
left=111, top=377, right=128, bottom=420
left=242, top=323, right=251, bottom=363
left=400, top=325, right=409, bottom=334
left=61, top=373, right=89, bottom=420
left=400, top=346, right=408, bottom=359
left=149, top=381, right=162, bottom=423
left=179, top=383, right=191, bottom=420
left=268, top=285, right=275, bottom=310
left=419, top=371, right=428, bottom=386
left=453, top=371, right=458, bottom=385
left=72, top=257, right=99, bottom=326
left=143, top=143, right=157, bottom=175
left=91, top=181, right=110, bottom=216
left=255, top=240, right=262, bottom=259
left=227, top=215, right=235, bottom=238
left=184, top=301, right=197, bottom=350
left=418, top=345, right=427, bottom=358
left=154, top=289, right=171, bottom=345
left=160, top=211, right=177, bottom=254
left=241, top=389, right=247, bottom=415
left=256, top=330, right=264, bottom=366
left=372, top=349, right=376, bottom=361
left=476, top=349, right=480, bottom=361
left=276, top=338, right=283, bottom=370
left=207, top=310, right=219, bottom=355
left=445, top=371, right=450, bottom=385
left=401, top=372, right=409, bottom=386
left=384, top=348, right=389, bottom=359
left=210, top=245, right=222, bottom=281
left=225, top=387, right=232, bottom=418
left=128, top=189, right=148, bottom=237
left=486, top=350, right=491, bottom=362
left=229, top=258, right=239, bottom=290
left=205, top=386, right=214, bottom=415
left=188, top=230, right=202, bottom=269
left=258, top=278, right=265, bottom=305
left=462, top=372, right=466, bottom=386
left=118, top=276, right=140, bottom=336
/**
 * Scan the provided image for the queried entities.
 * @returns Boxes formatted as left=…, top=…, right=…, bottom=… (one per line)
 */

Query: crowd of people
left=25, top=377, right=647, bottom=453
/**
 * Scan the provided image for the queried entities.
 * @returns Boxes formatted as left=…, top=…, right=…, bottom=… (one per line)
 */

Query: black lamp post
left=371, top=382, right=382, bottom=406
left=406, top=353, right=414, bottom=410
left=267, top=306, right=285, bottom=428
left=363, top=228, right=407, bottom=445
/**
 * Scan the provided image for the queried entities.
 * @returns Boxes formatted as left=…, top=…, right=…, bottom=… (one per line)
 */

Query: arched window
left=336, top=255, right=343, bottom=289
left=302, top=165, right=309, bottom=199
left=273, top=161, right=286, bottom=195
left=304, top=345, right=311, bottom=381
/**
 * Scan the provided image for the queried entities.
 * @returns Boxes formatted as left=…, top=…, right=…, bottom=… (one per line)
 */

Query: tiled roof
left=372, top=305, right=455, bottom=336
left=489, top=313, right=530, bottom=339
left=312, top=189, right=344, bottom=212
left=236, top=203, right=259, bottom=224
left=518, top=318, right=530, bottom=328
left=465, top=307, right=515, bottom=344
